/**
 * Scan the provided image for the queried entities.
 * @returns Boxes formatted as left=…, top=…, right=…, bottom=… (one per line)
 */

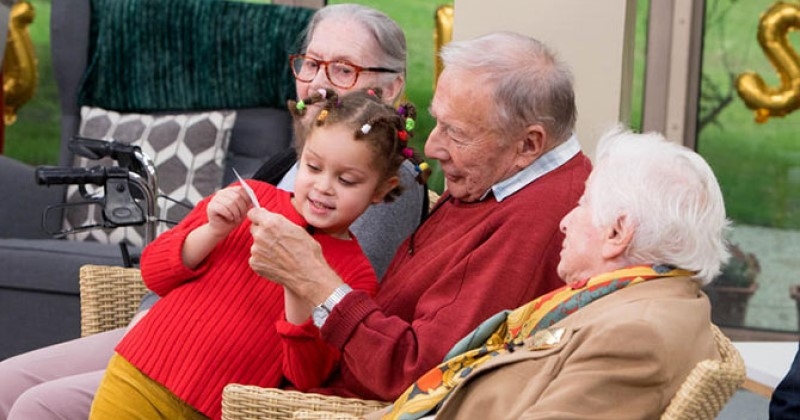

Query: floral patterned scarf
left=381, top=265, right=693, bottom=420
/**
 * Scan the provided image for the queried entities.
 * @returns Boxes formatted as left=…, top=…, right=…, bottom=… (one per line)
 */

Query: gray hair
left=439, top=31, right=576, bottom=144
left=587, top=125, right=730, bottom=285
left=302, top=4, right=407, bottom=79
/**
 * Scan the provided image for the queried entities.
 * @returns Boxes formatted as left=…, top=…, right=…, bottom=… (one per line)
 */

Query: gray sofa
left=0, top=0, right=314, bottom=360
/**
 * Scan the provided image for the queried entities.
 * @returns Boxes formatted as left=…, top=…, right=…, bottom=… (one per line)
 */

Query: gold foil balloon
left=735, top=1, right=800, bottom=123
left=3, top=0, right=37, bottom=126
left=434, top=4, right=454, bottom=89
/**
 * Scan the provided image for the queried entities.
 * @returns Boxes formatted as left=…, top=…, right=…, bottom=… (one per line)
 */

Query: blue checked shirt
left=484, top=134, right=581, bottom=202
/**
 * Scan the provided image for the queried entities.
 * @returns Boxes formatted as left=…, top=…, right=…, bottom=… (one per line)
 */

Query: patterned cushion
left=62, top=106, right=236, bottom=247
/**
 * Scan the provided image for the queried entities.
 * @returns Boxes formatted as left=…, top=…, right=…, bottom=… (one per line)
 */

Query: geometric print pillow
left=61, top=106, right=236, bottom=247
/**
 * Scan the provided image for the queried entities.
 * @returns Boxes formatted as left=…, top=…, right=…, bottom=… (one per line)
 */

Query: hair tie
left=296, top=100, right=306, bottom=110
left=317, top=109, right=329, bottom=123
left=417, top=161, right=430, bottom=173
left=317, top=89, right=327, bottom=98
left=361, top=123, right=372, bottom=134
left=402, top=147, right=414, bottom=158
left=405, top=118, right=415, bottom=131
left=397, top=105, right=407, bottom=117
left=367, top=89, right=376, bottom=97
left=397, top=130, right=408, bottom=142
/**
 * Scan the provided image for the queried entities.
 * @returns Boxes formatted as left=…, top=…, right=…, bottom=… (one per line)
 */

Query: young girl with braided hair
left=89, top=89, right=427, bottom=420
left=289, top=87, right=430, bottom=195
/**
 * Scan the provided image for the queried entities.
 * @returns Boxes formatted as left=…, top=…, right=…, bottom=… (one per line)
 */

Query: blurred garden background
left=4, top=0, right=800, bottom=331
left=8, top=0, right=800, bottom=225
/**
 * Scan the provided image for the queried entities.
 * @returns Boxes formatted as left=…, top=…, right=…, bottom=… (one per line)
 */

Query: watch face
left=312, top=306, right=329, bottom=328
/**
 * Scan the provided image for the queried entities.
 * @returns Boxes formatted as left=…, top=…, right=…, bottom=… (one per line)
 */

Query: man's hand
left=248, top=208, right=343, bottom=306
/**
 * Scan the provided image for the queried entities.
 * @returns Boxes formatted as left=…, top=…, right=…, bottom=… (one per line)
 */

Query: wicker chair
left=78, top=261, right=743, bottom=420
left=660, top=324, right=746, bottom=420
left=79, top=264, right=147, bottom=337
left=221, top=387, right=386, bottom=420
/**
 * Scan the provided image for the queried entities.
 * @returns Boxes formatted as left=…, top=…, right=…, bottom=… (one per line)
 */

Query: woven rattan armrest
left=222, top=385, right=389, bottom=420
left=79, top=264, right=147, bottom=337
left=660, top=324, right=745, bottom=420
left=292, top=410, right=360, bottom=420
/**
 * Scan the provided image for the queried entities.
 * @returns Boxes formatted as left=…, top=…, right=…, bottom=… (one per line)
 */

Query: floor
left=718, top=389, right=770, bottom=419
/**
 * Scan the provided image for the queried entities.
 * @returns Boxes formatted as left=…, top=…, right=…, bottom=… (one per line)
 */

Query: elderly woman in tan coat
left=374, top=126, right=730, bottom=420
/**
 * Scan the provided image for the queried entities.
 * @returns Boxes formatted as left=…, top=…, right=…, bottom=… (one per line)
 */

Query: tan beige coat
left=433, top=276, right=718, bottom=420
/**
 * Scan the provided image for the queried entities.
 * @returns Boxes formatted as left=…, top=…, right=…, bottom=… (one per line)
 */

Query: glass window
left=697, top=0, right=800, bottom=334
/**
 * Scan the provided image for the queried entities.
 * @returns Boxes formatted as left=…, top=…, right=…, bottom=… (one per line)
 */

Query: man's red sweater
left=315, top=153, right=592, bottom=401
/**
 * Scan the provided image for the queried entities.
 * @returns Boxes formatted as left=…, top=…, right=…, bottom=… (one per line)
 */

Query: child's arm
left=142, top=184, right=254, bottom=295
left=284, top=288, right=312, bottom=325
left=182, top=185, right=252, bottom=269
left=278, top=262, right=378, bottom=390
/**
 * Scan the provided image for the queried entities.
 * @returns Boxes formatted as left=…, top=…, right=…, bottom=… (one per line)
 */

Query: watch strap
left=322, top=284, right=353, bottom=311
left=313, top=284, right=353, bottom=328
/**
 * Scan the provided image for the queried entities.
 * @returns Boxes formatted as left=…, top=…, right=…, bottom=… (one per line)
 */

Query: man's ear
left=372, top=175, right=400, bottom=204
left=602, top=215, right=634, bottom=259
left=515, top=124, right=547, bottom=169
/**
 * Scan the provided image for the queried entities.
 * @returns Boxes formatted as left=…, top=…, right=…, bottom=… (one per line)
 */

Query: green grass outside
left=6, top=0, right=800, bottom=228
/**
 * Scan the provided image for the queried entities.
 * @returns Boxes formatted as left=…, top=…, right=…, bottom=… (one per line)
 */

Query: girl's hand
left=206, top=186, right=252, bottom=237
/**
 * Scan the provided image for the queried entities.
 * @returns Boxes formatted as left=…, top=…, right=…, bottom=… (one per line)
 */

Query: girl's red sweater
left=117, top=182, right=378, bottom=419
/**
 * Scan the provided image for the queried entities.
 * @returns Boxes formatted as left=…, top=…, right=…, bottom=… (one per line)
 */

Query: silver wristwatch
left=312, top=284, right=353, bottom=328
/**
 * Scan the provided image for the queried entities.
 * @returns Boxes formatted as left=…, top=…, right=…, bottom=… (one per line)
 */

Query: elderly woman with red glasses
left=0, top=4, right=426, bottom=420
left=256, top=4, right=424, bottom=280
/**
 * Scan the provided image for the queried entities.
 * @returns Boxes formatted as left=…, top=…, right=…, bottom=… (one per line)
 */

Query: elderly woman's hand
left=248, top=208, right=344, bottom=306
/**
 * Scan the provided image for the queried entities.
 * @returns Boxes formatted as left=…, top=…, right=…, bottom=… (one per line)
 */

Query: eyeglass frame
left=289, top=54, right=402, bottom=89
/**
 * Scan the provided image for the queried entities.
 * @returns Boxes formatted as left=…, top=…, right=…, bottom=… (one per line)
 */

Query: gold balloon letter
left=735, top=1, right=800, bottom=123
left=3, top=1, right=38, bottom=125
left=434, top=4, right=454, bottom=89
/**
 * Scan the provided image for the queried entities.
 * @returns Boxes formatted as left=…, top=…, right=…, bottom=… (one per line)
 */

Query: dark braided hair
left=288, top=88, right=430, bottom=202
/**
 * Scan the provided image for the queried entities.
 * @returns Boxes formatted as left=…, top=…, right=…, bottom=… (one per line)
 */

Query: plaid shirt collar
left=481, top=134, right=581, bottom=202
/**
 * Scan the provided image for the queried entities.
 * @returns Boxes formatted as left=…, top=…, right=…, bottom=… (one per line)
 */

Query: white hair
left=302, top=4, right=406, bottom=95
left=439, top=31, right=576, bottom=144
left=586, top=125, right=730, bottom=285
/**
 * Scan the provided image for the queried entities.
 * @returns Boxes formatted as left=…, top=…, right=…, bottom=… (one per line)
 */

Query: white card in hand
left=232, top=168, right=260, bottom=209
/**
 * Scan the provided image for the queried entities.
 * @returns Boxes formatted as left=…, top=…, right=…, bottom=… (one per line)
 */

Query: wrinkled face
left=293, top=125, right=392, bottom=239
left=295, top=18, right=395, bottom=121
left=556, top=194, right=608, bottom=285
left=425, top=68, right=520, bottom=202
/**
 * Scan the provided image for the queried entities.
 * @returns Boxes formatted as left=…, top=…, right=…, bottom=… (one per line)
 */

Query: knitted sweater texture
left=117, top=181, right=378, bottom=419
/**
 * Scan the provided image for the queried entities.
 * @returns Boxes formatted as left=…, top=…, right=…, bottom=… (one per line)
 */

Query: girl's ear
left=372, top=175, right=400, bottom=203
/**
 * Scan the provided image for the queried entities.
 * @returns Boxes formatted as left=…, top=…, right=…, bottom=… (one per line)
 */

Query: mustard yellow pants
left=89, top=353, right=208, bottom=420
